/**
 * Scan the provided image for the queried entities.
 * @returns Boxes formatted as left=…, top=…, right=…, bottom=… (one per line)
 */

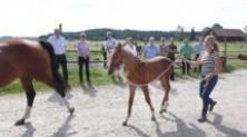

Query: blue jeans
left=199, top=75, right=218, bottom=116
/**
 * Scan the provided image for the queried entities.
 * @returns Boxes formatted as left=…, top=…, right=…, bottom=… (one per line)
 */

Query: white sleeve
left=47, top=36, right=52, bottom=43
left=113, top=38, right=118, bottom=47
left=63, top=37, right=68, bottom=46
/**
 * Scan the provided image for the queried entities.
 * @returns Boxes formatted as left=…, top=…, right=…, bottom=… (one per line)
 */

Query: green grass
left=1, top=41, right=247, bottom=95
left=0, top=67, right=112, bottom=95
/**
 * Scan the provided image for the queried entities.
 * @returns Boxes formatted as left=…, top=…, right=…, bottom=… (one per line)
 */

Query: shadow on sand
left=127, top=112, right=205, bottom=137
left=208, top=113, right=247, bottom=137
left=127, top=111, right=247, bottom=137
left=21, top=122, right=36, bottom=137
left=52, top=115, right=77, bottom=137
left=81, top=84, right=98, bottom=97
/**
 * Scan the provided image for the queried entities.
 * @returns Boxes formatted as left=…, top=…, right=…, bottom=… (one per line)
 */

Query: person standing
left=159, top=37, right=168, bottom=57
left=187, top=35, right=221, bottom=122
left=76, top=32, right=91, bottom=88
left=180, top=39, right=193, bottom=75
left=167, top=37, right=177, bottom=81
left=123, top=37, right=138, bottom=56
left=101, top=31, right=118, bottom=68
left=48, top=28, right=70, bottom=88
left=193, top=37, right=204, bottom=72
left=143, top=37, right=160, bottom=59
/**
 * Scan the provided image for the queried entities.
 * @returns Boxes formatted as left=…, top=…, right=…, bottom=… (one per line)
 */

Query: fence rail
left=66, top=50, right=247, bottom=65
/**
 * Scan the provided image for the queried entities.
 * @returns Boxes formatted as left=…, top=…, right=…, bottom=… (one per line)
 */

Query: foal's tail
left=39, top=40, right=67, bottom=97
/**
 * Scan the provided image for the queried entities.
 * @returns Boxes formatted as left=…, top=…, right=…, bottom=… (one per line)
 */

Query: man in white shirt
left=48, top=29, right=70, bottom=87
left=123, top=37, right=137, bottom=56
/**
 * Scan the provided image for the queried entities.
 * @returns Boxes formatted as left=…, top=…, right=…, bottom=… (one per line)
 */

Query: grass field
left=0, top=41, right=247, bottom=94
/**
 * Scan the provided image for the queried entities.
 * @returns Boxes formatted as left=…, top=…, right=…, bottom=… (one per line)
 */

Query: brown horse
left=238, top=54, right=247, bottom=60
left=108, top=43, right=173, bottom=126
left=0, top=38, right=74, bottom=126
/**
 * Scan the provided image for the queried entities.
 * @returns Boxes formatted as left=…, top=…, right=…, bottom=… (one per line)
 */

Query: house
left=210, top=29, right=246, bottom=42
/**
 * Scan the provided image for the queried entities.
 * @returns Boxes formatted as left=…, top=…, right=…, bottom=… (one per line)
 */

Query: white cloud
left=0, top=0, right=246, bottom=36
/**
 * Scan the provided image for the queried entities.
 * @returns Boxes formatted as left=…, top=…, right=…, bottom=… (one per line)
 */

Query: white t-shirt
left=48, top=35, right=67, bottom=55
left=124, top=44, right=137, bottom=56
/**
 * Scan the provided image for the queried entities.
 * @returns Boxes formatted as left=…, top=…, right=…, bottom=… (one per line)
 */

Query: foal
left=0, top=39, right=74, bottom=125
left=108, top=43, right=173, bottom=126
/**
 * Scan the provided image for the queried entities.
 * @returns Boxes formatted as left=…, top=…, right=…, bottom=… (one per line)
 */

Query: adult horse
left=108, top=43, right=173, bottom=126
left=0, top=38, right=74, bottom=126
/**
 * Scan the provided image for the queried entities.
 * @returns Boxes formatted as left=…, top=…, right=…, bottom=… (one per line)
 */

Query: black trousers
left=55, top=54, right=68, bottom=81
left=78, top=56, right=91, bottom=84
left=182, top=58, right=191, bottom=75
left=168, top=56, right=175, bottom=81
left=102, top=52, right=107, bottom=68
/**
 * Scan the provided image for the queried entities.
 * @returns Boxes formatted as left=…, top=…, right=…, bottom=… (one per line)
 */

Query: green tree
left=189, top=28, right=196, bottom=41
left=176, top=25, right=185, bottom=41
left=212, top=23, right=223, bottom=29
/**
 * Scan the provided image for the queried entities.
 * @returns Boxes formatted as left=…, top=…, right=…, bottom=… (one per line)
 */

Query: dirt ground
left=0, top=70, right=247, bottom=137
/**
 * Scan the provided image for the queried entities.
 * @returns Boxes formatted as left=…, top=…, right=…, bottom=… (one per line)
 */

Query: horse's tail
left=39, top=40, right=66, bottom=97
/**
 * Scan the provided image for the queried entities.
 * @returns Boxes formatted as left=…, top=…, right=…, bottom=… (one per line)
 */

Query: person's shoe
left=198, top=116, right=207, bottom=123
left=209, top=101, right=217, bottom=112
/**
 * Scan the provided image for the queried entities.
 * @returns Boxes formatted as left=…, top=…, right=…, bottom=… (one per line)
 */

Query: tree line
left=39, top=23, right=230, bottom=41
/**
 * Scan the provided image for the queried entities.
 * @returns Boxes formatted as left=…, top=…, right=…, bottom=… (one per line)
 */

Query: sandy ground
left=0, top=70, right=247, bottom=137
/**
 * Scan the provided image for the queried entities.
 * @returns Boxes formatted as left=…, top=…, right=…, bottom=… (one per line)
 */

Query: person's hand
left=204, top=72, right=214, bottom=82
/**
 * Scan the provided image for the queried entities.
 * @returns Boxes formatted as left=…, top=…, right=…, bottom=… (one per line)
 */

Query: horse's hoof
left=69, top=107, right=75, bottom=115
left=15, top=119, right=25, bottom=126
left=122, top=121, right=128, bottom=126
left=159, top=109, right=166, bottom=114
left=151, top=116, right=156, bottom=121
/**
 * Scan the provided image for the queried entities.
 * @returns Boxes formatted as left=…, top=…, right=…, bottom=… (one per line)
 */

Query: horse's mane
left=121, top=48, right=141, bottom=62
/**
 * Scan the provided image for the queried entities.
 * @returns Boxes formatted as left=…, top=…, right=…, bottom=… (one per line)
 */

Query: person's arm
left=47, top=36, right=52, bottom=44
left=212, top=52, right=222, bottom=75
left=187, top=59, right=200, bottom=66
left=63, top=37, right=68, bottom=51
left=186, top=50, right=201, bottom=66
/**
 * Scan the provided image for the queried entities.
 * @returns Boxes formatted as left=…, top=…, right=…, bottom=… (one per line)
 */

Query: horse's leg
left=123, top=84, right=136, bottom=126
left=40, top=73, right=75, bottom=115
left=15, top=77, right=36, bottom=126
left=160, top=76, right=171, bottom=114
left=142, top=85, right=156, bottom=121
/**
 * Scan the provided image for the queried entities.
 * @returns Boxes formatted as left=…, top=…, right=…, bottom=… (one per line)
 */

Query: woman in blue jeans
left=187, top=35, right=222, bottom=122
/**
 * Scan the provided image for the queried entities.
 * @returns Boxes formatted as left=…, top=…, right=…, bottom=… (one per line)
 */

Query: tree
left=212, top=23, right=223, bottom=29
left=244, top=26, right=247, bottom=34
left=189, top=28, right=196, bottom=41
left=176, top=25, right=185, bottom=41
left=202, top=27, right=212, bottom=37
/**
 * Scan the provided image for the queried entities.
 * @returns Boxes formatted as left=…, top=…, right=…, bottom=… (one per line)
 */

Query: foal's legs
left=123, top=84, right=136, bottom=126
left=15, top=77, right=36, bottom=126
left=142, top=86, right=156, bottom=121
left=160, top=76, right=171, bottom=114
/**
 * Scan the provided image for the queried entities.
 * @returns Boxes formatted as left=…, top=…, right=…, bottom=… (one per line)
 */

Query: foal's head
left=108, top=43, right=124, bottom=75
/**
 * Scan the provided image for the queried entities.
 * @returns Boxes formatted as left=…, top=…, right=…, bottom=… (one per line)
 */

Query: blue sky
left=0, top=0, right=246, bottom=37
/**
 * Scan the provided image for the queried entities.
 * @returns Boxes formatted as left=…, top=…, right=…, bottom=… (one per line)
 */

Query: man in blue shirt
left=143, top=37, right=160, bottom=59
left=193, top=37, right=204, bottom=72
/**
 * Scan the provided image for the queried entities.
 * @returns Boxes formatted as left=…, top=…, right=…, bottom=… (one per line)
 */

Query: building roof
left=212, top=29, right=246, bottom=38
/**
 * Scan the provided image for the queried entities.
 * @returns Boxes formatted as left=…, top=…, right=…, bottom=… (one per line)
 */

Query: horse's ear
left=116, top=43, right=122, bottom=50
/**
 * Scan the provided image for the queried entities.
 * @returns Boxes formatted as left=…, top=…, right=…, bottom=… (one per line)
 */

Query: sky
left=0, top=0, right=246, bottom=37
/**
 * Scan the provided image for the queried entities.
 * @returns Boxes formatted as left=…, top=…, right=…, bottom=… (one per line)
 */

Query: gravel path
left=0, top=70, right=247, bottom=137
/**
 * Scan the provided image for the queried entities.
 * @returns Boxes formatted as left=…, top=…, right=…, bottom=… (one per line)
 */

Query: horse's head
left=108, top=43, right=124, bottom=75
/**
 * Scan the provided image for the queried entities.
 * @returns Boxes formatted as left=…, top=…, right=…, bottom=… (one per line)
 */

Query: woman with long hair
left=187, top=35, right=222, bottom=122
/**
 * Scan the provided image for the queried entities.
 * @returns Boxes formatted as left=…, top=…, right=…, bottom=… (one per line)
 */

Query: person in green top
left=180, top=39, right=193, bottom=75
